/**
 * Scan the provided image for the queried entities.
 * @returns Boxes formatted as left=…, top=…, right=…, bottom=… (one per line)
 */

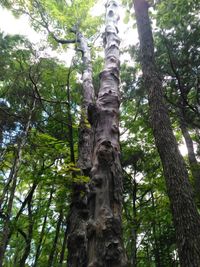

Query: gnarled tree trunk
left=87, top=1, right=126, bottom=266
left=133, top=0, right=200, bottom=266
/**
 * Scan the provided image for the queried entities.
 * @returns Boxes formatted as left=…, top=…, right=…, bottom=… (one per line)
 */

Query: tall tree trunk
left=67, top=33, right=94, bottom=266
left=48, top=209, right=63, bottom=267
left=66, top=68, right=75, bottom=164
left=18, top=194, right=34, bottom=267
left=133, top=1, right=200, bottom=266
left=162, top=37, right=200, bottom=201
left=33, top=186, right=54, bottom=267
left=0, top=152, right=20, bottom=209
left=15, top=181, right=37, bottom=221
left=179, top=105, right=200, bottom=202
left=0, top=99, right=36, bottom=267
left=131, top=174, right=137, bottom=267
left=87, top=1, right=126, bottom=266
left=59, top=219, right=68, bottom=266
left=151, top=191, right=161, bottom=267
left=77, top=32, right=95, bottom=174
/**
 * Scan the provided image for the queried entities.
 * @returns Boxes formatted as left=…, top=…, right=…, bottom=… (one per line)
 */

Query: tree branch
left=34, top=0, right=77, bottom=45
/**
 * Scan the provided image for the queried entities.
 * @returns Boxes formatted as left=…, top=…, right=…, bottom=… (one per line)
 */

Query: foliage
left=0, top=0, right=200, bottom=266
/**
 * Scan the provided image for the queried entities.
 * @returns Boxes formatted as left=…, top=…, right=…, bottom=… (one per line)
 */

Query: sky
left=0, top=2, right=138, bottom=64
left=0, top=6, right=75, bottom=65
left=0, top=6, right=40, bottom=42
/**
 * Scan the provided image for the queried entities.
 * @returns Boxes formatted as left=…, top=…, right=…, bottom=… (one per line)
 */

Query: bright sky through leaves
left=0, top=1, right=191, bottom=156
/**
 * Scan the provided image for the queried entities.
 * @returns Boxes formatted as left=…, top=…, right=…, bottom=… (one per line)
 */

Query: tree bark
left=59, top=219, right=68, bottom=266
left=67, top=32, right=94, bottom=267
left=33, top=186, right=54, bottom=267
left=18, top=194, right=34, bottom=267
left=87, top=1, right=126, bottom=266
left=77, top=31, right=95, bottom=174
left=151, top=191, right=161, bottom=267
left=48, top=209, right=63, bottom=267
left=133, top=0, right=200, bottom=266
left=66, top=68, right=75, bottom=164
left=131, top=178, right=137, bottom=267
left=179, top=105, right=200, bottom=202
left=163, top=38, right=200, bottom=201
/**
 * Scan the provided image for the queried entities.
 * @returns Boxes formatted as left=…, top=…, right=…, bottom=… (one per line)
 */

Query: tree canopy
left=0, top=0, right=200, bottom=266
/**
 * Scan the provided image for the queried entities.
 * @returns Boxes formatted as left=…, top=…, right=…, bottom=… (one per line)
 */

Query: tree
left=154, top=0, right=200, bottom=202
left=0, top=1, right=127, bottom=266
left=1, top=0, right=200, bottom=266
left=133, top=0, right=200, bottom=266
left=0, top=33, right=76, bottom=266
left=86, top=1, right=127, bottom=266
left=66, top=28, right=95, bottom=267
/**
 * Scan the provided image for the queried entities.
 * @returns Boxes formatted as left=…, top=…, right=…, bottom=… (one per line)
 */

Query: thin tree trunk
left=179, top=106, right=200, bottom=201
left=15, top=181, right=37, bottom=221
left=146, top=246, right=151, bottom=267
left=87, top=1, right=126, bottom=266
left=66, top=68, right=75, bottom=164
left=133, top=0, right=200, bottom=266
left=59, top=220, right=68, bottom=266
left=18, top=193, right=34, bottom=267
left=33, top=187, right=54, bottom=267
left=48, top=209, right=63, bottom=267
left=5, top=164, right=53, bottom=254
left=2, top=181, right=38, bottom=254
left=132, top=177, right=137, bottom=267
left=0, top=99, right=36, bottom=267
left=151, top=191, right=161, bottom=267
left=0, top=155, right=19, bottom=209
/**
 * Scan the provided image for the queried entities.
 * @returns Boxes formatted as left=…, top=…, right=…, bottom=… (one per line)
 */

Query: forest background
left=0, top=0, right=200, bottom=266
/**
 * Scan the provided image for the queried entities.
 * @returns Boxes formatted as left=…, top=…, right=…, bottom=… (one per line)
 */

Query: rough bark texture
left=77, top=32, right=95, bottom=174
left=67, top=33, right=94, bottom=267
left=133, top=1, right=200, bottom=266
left=66, top=69, right=75, bottom=164
left=87, top=1, right=126, bottom=266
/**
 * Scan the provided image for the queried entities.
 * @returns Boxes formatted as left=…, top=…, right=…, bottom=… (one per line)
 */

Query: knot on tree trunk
left=68, top=230, right=86, bottom=249
left=99, top=68, right=119, bottom=83
left=98, top=141, right=114, bottom=165
left=88, top=103, right=99, bottom=126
